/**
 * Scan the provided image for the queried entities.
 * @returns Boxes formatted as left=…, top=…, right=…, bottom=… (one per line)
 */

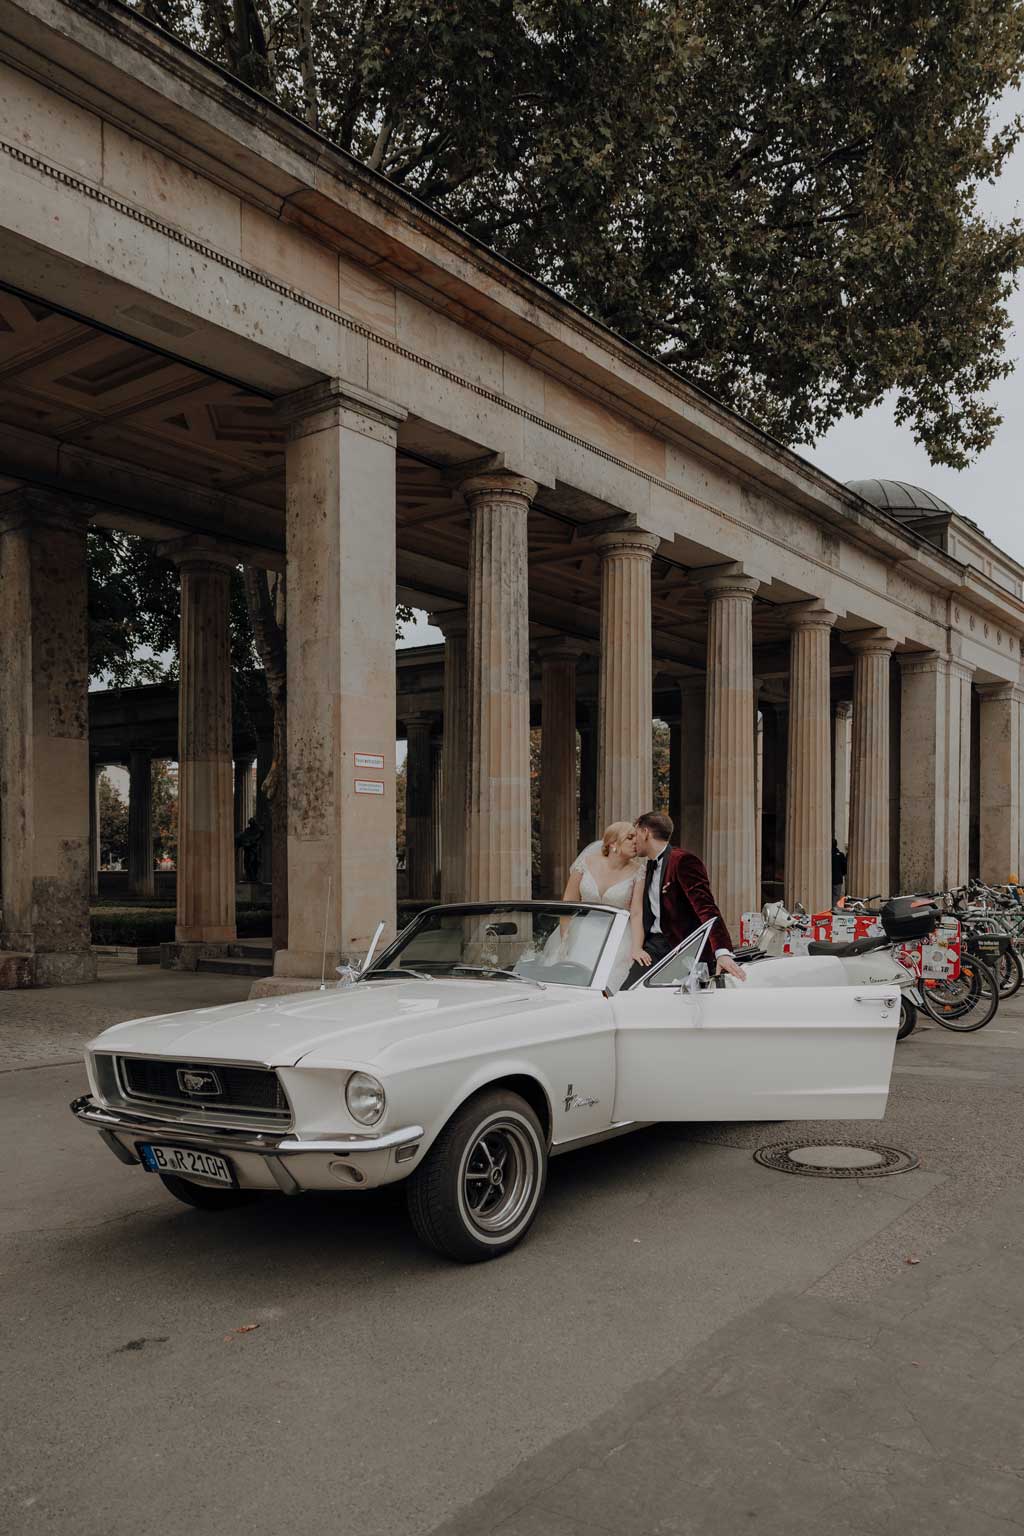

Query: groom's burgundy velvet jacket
left=657, top=847, right=733, bottom=957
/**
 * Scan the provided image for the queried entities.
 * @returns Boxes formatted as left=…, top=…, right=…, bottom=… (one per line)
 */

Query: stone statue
left=235, top=816, right=263, bottom=883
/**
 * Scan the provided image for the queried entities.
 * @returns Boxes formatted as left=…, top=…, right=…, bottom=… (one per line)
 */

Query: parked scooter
left=749, top=898, right=940, bottom=1040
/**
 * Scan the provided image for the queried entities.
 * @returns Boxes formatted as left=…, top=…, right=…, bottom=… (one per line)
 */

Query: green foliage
left=88, top=529, right=258, bottom=685
left=97, top=770, right=129, bottom=866
left=90, top=905, right=272, bottom=945
left=127, top=0, right=1024, bottom=466
left=152, top=758, right=179, bottom=865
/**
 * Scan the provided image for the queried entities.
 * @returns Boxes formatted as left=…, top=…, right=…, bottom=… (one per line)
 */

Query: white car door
left=611, top=924, right=899, bottom=1122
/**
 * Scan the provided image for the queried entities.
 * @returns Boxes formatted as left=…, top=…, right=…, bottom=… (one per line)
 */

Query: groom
left=625, top=812, right=746, bottom=986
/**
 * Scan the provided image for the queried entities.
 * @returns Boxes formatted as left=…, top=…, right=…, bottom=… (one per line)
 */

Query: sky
left=809, top=84, right=1024, bottom=562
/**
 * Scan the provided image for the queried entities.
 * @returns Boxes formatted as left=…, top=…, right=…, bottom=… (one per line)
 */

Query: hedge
left=91, top=907, right=272, bottom=947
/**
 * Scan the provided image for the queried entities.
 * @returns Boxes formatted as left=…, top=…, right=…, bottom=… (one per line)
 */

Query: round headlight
left=346, top=1071, right=386, bottom=1126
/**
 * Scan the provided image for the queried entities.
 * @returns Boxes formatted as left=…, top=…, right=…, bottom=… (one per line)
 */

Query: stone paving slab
left=429, top=1182, right=1024, bottom=1536
left=0, top=961, right=253, bottom=1071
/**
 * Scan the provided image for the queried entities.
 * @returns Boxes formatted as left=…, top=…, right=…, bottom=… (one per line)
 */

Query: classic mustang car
left=71, top=902, right=900, bottom=1262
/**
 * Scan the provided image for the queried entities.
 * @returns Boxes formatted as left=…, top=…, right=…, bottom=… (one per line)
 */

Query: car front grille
left=115, top=1057, right=290, bottom=1121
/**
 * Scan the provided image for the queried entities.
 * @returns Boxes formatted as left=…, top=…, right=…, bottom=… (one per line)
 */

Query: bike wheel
left=997, top=946, right=1023, bottom=999
left=921, top=957, right=999, bottom=1031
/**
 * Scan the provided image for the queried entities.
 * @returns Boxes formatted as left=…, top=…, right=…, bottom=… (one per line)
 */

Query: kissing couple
left=561, top=811, right=746, bottom=993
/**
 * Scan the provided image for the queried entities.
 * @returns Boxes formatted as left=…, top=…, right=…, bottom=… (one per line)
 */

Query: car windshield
left=366, top=905, right=618, bottom=988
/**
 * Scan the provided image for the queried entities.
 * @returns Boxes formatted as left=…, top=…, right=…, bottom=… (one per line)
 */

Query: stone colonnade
left=3, top=400, right=1022, bottom=989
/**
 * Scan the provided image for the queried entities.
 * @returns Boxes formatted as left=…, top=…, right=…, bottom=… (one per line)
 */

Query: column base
left=273, top=946, right=340, bottom=981
left=174, top=924, right=237, bottom=944
left=0, top=950, right=97, bottom=989
left=250, top=975, right=325, bottom=999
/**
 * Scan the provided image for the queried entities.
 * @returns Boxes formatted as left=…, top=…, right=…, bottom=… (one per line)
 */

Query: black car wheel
left=406, top=1090, right=547, bottom=1262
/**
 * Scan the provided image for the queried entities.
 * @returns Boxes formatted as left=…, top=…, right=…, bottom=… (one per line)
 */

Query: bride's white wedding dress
left=546, top=841, right=641, bottom=991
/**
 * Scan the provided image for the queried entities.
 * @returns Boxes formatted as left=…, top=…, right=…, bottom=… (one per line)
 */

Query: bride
left=553, top=822, right=647, bottom=991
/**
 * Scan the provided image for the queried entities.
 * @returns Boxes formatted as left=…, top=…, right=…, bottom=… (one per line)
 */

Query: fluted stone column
left=578, top=704, right=597, bottom=846
left=463, top=473, right=536, bottom=900
left=668, top=719, right=682, bottom=844
left=127, top=748, right=154, bottom=899
left=899, top=654, right=974, bottom=892
left=255, top=738, right=273, bottom=884
left=703, top=573, right=759, bottom=933
left=160, top=541, right=237, bottom=944
left=0, top=489, right=94, bottom=984
left=405, top=714, right=437, bottom=900
left=978, top=683, right=1024, bottom=883
left=784, top=606, right=836, bottom=913
left=847, top=633, right=897, bottom=899
left=431, top=734, right=444, bottom=898
left=431, top=610, right=469, bottom=903
left=596, top=529, right=659, bottom=827
left=832, top=701, right=853, bottom=853
left=273, top=382, right=404, bottom=977
left=755, top=704, right=764, bottom=900
left=233, top=753, right=257, bottom=883
left=678, top=679, right=706, bottom=854
left=89, top=760, right=101, bottom=898
left=539, top=638, right=583, bottom=896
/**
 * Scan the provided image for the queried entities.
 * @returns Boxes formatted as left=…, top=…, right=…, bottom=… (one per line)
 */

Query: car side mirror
left=677, top=962, right=709, bottom=996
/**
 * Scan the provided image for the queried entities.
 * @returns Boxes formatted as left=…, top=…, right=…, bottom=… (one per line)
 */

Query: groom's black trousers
left=622, top=932, right=672, bottom=990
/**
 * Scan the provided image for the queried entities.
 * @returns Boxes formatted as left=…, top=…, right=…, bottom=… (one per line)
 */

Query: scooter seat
left=807, top=934, right=890, bottom=958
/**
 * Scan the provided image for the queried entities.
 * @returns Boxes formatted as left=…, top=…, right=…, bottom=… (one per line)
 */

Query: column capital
left=460, top=470, right=538, bottom=505
left=157, top=534, right=241, bottom=573
left=703, top=570, right=760, bottom=601
left=977, top=681, right=1024, bottom=703
left=593, top=528, right=660, bottom=560
left=845, top=628, right=898, bottom=656
left=404, top=710, right=439, bottom=731
left=277, top=379, right=407, bottom=444
left=899, top=650, right=975, bottom=682
left=834, top=698, right=854, bottom=719
left=535, top=635, right=589, bottom=663
left=782, top=600, right=837, bottom=630
left=0, top=487, right=93, bottom=537
left=429, top=607, right=468, bottom=639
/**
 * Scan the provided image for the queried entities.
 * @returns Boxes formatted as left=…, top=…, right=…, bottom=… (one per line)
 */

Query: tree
left=152, top=758, right=179, bottom=867
left=98, top=771, right=129, bottom=867
left=129, top=0, right=1024, bottom=467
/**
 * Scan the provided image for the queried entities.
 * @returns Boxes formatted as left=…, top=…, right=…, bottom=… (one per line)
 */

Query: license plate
left=138, top=1143, right=235, bottom=1186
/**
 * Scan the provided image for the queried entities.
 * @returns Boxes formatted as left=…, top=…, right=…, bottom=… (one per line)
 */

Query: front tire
left=406, top=1090, right=547, bottom=1262
left=158, top=1173, right=263, bottom=1210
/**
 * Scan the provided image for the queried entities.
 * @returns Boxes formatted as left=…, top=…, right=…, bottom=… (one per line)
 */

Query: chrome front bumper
left=70, top=1095, right=425, bottom=1194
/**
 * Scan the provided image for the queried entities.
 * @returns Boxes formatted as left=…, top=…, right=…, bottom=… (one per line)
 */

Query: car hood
left=89, top=978, right=576, bottom=1069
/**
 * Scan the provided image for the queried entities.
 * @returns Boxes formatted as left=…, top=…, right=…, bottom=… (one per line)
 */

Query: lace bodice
left=572, top=844, right=640, bottom=909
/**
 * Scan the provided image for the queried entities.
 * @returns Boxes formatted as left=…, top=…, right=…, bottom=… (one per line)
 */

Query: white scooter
left=748, top=900, right=930, bottom=1040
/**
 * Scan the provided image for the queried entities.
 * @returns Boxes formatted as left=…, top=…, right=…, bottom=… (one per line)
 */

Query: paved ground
left=2, top=966, right=1022, bottom=1535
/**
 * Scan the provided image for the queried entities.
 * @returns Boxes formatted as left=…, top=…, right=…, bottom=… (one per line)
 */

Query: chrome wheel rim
left=457, top=1115, right=540, bottom=1240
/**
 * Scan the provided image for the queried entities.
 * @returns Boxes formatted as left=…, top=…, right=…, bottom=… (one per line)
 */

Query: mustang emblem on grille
left=176, top=1068, right=222, bottom=1096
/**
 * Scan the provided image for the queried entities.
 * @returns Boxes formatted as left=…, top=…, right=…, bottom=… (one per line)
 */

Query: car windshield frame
left=363, top=902, right=629, bottom=991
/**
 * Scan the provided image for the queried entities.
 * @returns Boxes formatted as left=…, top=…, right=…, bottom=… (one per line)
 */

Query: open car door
left=612, top=924, right=899, bottom=1123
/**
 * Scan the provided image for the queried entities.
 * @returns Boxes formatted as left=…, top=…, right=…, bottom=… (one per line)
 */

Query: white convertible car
left=72, top=901, right=900, bottom=1262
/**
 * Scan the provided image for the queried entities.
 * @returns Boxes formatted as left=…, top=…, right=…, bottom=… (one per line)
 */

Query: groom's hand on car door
left=716, top=954, right=747, bottom=982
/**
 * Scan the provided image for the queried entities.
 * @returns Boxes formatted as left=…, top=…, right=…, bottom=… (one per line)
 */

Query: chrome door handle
left=854, top=994, right=898, bottom=1007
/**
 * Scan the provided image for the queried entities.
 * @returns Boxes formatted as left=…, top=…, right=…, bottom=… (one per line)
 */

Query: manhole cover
left=753, top=1140, right=919, bottom=1178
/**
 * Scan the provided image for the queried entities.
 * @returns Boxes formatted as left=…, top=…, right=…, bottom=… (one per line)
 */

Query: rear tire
left=997, top=946, right=1023, bottom=999
left=897, top=997, right=917, bottom=1040
left=406, top=1090, right=547, bottom=1263
left=920, top=956, right=999, bottom=1032
left=158, top=1173, right=263, bottom=1210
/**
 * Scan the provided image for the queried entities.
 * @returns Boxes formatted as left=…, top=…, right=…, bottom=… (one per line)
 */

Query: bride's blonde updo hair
left=601, top=820, right=636, bottom=858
